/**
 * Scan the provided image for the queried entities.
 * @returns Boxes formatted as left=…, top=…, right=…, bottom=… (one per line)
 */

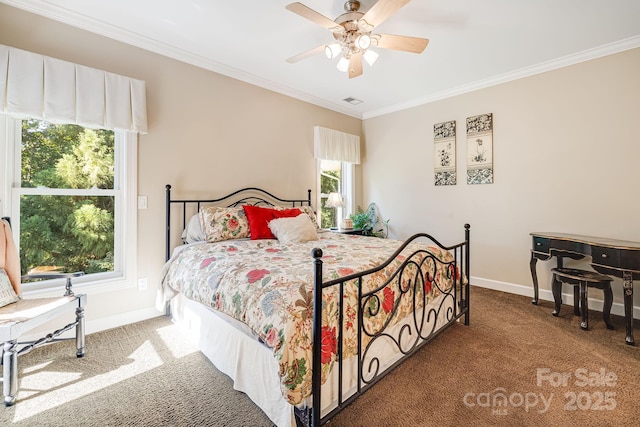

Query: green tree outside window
left=19, top=119, right=115, bottom=275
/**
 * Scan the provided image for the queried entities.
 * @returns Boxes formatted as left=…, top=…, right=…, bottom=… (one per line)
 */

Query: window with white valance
left=313, top=126, right=360, bottom=227
left=0, top=44, right=145, bottom=294
left=0, top=44, right=147, bottom=133
left=313, top=126, right=360, bottom=164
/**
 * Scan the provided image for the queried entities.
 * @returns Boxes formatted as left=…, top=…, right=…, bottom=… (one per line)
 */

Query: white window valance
left=313, top=126, right=360, bottom=164
left=0, top=44, right=147, bottom=133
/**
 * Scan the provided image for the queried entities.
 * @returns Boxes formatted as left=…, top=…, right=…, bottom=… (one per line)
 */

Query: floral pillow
left=299, top=206, right=320, bottom=229
left=0, top=269, right=19, bottom=308
left=199, top=206, right=250, bottom=242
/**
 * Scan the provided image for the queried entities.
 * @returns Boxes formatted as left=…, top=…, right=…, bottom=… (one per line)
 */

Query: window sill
left=21, top=275, right=136, bottom=299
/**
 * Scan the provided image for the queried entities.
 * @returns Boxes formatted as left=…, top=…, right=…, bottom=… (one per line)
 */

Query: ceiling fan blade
left=286, top=2, right=342, bottom=32
left=375, top=34, right=429, bottom=53
left=286, top=45, right=325, bottom=63
left=361, top=0, right=411, bottom=28
left=348, top=52, right=363, bottom=79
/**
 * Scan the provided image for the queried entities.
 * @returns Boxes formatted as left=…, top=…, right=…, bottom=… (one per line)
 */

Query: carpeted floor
left=330, top=287, right=640, bottom=427
left=1, top=286, right=638, bottom=426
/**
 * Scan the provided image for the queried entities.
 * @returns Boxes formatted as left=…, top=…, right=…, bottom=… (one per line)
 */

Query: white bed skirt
left=169, top=293, right=296, bottom=427
left=168, top=290, right=455, bottom=427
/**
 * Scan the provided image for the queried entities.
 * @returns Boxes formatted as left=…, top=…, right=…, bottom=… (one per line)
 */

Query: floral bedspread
left=161, top=232, right=460, bottom=405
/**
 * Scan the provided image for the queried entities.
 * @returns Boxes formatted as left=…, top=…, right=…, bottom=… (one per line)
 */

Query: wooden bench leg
left=602, top=286, right=614, bottom=330
left=580, top=283, right=589, bottom=330
left=2, top=340, right=17, bottom=407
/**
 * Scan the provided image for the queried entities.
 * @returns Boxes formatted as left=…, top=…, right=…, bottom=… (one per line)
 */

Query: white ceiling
left=3, top=0, right=640, bottom=119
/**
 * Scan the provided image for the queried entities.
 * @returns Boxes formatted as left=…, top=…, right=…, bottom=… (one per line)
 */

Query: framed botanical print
left=434, top=120, right=456, bottom=186
left=466, top=113, right=493, bottom=184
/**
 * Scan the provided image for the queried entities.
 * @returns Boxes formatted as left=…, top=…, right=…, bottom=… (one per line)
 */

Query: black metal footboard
left=306, top=224, right=471, bottom=426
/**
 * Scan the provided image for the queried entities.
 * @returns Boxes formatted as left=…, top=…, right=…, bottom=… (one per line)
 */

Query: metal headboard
left=165, top=184, right=312, bottom=261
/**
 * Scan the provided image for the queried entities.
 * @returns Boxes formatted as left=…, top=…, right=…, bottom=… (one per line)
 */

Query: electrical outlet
left=137, top=277, right=148, bottom=291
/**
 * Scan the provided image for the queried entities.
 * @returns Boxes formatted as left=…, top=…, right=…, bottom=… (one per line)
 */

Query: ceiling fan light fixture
left=363, top=49, right=379, bottom=66
left=336, top=56, right=350, bottom=72
left=324, top=43, right=342, bottom=59
left=356, top=34, right=371, bottom=50
left=286, top=0, right=427, bottom=78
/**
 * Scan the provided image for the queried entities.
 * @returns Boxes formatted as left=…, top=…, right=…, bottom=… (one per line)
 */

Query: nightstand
left=328, top=228, right=363, bottom=235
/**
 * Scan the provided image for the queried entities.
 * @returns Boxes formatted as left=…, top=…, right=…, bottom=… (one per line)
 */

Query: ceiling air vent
left=343, top=97, right=363, bottom=105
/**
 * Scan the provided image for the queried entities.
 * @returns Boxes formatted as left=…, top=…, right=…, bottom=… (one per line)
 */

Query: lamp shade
left=336, top=57, right=350, bottom=72
left=363, top=49, right=379, bottom=66
left=324, top=43, right=342, bottom=59
left=325, top=192, right=344, bottom=208
left=356, top=34, right=371, bottom=50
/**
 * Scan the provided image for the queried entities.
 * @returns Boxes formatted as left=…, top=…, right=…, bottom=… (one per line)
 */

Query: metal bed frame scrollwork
left=165, top=184, right=312, bottom=261
left=164, top=185, right=470, bottom=427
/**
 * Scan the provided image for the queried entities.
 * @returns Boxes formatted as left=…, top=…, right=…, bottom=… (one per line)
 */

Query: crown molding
left=362, top=36, right=640, bottom=119
left=3, top=1, right=638, bottom=121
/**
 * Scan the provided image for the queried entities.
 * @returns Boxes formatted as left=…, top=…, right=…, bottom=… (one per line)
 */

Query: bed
left=160, top=185, right=470, bottom=427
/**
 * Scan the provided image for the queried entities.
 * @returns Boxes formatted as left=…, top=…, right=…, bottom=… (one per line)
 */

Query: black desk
left=530, top=232, right=640, bottom=345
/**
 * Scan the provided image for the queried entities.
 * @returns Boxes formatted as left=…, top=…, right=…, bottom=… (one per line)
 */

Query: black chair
left=551, top=267, right=614, bottom=331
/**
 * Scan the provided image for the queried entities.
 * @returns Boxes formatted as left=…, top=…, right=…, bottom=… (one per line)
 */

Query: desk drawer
left=532, top=237, right=549, bottom=253
left=591, top=246, right=620, bottom=267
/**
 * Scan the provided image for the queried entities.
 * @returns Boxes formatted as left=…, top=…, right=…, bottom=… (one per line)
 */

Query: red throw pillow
left=242, top=205, right=302, bottom=239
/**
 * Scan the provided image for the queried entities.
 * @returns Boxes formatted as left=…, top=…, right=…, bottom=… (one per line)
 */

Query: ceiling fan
left=286, top=0, right=429, bottom=79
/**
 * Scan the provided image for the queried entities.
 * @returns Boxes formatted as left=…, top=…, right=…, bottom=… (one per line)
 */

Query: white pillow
left=268, top=214, right=318, bottom=243
left=181, top=214, right=206, bottom=244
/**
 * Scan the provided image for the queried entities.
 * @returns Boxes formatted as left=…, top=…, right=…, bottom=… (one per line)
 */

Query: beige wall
left=362, top=48, right=640, bottom=314
left=0, top=4, right=361, bottom=330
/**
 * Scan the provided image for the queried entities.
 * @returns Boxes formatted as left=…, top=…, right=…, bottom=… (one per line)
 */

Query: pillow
left=200, top=206, right=250, bottom=242
left=242, top=205, right=302, bottom=240
left=181, top=214, right=206, bottom=244
left=268, top=214, right=319, bottom=243
left=299, top=206, right=320, bottom=229
left=0, top=269, right=19, bottom=308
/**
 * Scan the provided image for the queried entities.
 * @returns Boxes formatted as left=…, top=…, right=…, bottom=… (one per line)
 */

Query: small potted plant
left=350, top=203, right=389, bottom=238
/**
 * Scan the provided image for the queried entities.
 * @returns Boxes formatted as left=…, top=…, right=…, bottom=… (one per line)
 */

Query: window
left=313, top=126, right=359, bottom=228
left=1, top=116, right=137, bottom=293
left=317, top=160, right=354, bottom=229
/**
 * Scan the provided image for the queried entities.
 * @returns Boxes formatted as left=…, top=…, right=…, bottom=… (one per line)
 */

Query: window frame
left=316, top=159, right=355, bottom=228
left=0, top=115, right=137, bottom=295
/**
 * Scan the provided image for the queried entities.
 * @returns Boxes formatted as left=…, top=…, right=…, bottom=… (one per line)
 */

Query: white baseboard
left=85, top=307, right=165, bottom=335
left=470, top=276, right=640, bottom=320
left=20, top=307, right=164, bottom=343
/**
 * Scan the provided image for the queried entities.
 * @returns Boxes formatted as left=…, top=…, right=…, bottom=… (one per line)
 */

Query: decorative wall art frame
left=433, top=120, right=456, bottom=186
left=466, top=113, right=493, bottom=184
